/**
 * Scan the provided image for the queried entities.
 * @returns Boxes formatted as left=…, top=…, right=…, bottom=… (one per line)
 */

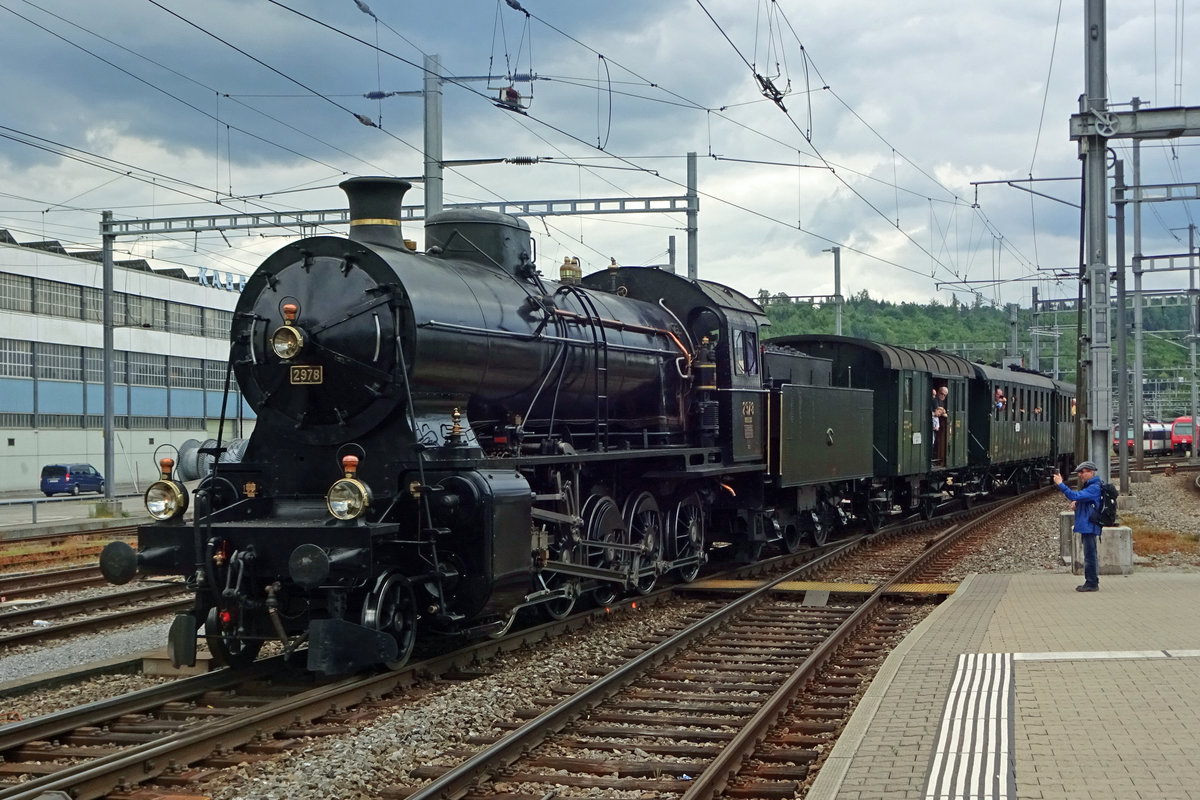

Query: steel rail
left=0, top=566, right=105, bottom=599
left=0, top=597, right=192, bottom=646
left=0, top=674, right=389, bottom=800
left=0, top=583, right=186, bottom=626
left=0, top=658, right=280, bottom=754
left=402, top=541, right=859, bottom=800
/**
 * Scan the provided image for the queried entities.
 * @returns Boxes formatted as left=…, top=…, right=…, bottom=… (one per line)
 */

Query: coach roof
left=767, top=335, right=976, bottom=378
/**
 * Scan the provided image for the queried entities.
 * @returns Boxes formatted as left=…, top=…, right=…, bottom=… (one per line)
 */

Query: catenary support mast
left=1081, top=0, right=1113, bottom=479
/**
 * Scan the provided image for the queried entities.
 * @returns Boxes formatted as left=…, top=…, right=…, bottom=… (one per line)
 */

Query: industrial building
left=0, top=230, right=253, bottom=494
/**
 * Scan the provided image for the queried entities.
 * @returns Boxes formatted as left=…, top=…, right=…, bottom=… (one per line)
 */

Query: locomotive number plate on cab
left=290, top=365, right=323, bottom=384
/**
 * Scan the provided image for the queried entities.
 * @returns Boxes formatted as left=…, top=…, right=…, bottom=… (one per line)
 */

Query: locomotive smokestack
left=339, top=176, right=413, bottom=250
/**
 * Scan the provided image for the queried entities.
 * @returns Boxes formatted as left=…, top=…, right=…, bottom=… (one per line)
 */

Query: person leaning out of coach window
left=1052, top=460, right=1102, bottom=592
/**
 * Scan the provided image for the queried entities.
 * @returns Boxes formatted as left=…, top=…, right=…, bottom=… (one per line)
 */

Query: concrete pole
left=823, top=246, right=843, bottom=335
left=1054, top=331, right=1060, bottom=381
left=1031, top=287, right=1041, bottom=373
left=102, top=212, right=115, bottom=500
left=1008, top=303, right=1019, bottom=361
left=667, top=235, right=676, bottom=274
left=833, top=246, right=843, bottom=335
left=423, top=54, right=444, bottom=218
left=687, top=151, right=698, bottom=280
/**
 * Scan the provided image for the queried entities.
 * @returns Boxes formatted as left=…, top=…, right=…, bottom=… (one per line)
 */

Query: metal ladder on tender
left=561, top=286, right=610, bottom=451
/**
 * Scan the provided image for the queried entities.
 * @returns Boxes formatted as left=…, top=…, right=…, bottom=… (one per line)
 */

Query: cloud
left=0, top=0, right=1196, bottom=311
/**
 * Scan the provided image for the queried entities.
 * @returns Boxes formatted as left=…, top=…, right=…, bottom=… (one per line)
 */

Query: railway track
left=387, top=497, right=1024, bottom=800
left=0, top=490, right=1032, bottom=800
left=0, top=526, right=137, bottom=572
left=0, top=583, right=191, bottom=647
left=0, top=565, right=109, bottom=600
left=0, top=588, right=680, bottom=799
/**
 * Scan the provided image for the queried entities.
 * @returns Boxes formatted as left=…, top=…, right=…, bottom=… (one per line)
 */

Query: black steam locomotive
left=100, top=177, right=1074, bottom=674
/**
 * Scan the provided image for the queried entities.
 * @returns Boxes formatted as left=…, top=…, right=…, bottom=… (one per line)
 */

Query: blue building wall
left=85, top=383, right=129, bottom=415
left=204, top=390, right=256, bottom=421
left=36, top=380, right=84, bottom=414
left=0, top=378, right=33, bottom=412
left=170, top=388, right=205, bottom=417
left=2, top=377, right=255, bottom=421
left=129, top=387, right=167, bottom=416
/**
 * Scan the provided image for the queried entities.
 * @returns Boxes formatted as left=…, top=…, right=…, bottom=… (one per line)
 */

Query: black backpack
left=1089, top=482, right=1119, bottom=527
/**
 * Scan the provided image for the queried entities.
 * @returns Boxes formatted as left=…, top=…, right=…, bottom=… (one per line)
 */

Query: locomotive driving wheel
left=623, top=491, right=662, bottom=595
left=536, top=469, right=582, bottom=620
left=669, top=493, right=705, bottom=583
left=361, top=572, right=418, bottom=670
left=583, top=494, right=627, bottom=605
left=205, top=606, right=263, bottom=669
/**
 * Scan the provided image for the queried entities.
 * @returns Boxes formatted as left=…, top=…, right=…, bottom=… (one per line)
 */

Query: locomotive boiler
left=100, top=177, right=767, bottom=673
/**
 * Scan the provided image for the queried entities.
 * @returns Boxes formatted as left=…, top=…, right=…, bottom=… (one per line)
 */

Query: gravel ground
left=2, top=671, right=176, bottom=718
left=0, top=616, right=174, bottom=686
left=950, top=471, right=1200, bottom=577
left=2, top=473, right=1196, bottom=799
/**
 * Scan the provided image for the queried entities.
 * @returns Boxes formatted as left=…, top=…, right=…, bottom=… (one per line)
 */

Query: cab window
left=734, top=330, right=758, bottom=375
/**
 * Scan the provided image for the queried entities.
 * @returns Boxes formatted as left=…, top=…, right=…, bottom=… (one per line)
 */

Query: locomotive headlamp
left=144, top=457, right=190, bottom=521
left=326, top=455, right=372, bottom=520
left=270, top=302, right=306, bottom=359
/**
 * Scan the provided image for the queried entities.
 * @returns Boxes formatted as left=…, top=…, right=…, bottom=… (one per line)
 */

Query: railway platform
left=807, top=571, right=1200, bottom=800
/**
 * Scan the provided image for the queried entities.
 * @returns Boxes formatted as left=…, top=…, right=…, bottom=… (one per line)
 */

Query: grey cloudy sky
left=0, top=0, right=1197, bottom=308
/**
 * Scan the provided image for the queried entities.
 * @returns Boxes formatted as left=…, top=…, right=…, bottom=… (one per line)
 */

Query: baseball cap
left=1072, top=461, right=1099, bottom=473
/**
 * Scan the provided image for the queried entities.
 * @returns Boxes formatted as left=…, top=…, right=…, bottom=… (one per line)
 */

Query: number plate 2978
left=290, top=365, right=323, bottom=384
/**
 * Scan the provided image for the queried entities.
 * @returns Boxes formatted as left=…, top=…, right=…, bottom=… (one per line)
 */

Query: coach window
left=734, top=330, right=758, bottom=375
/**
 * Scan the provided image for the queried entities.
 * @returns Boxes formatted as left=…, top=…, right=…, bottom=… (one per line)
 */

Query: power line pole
left=687, top=152, right=698, bottom=279
left=1191, top=224, right=1198, bottom=458
left=101, top=212, right=116, bottom=508
left=1031, top=288, right=1040, bottom=373
left=1131, top=97, right=1145, bottom=469
left=822, top=246, right=844, bottom=335
left=423, top=54, right=444, bottom=218
left=1081, top=0, right=1114, bottom=479
left=1114, top=159, right=1129, bottom=493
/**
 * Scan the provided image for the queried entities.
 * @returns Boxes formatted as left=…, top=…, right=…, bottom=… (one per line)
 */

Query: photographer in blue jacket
left=1052, top=461, right=1102, bottom=592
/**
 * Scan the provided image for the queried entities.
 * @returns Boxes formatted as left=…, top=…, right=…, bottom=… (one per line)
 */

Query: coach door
left=897, top=370, right=922, bottom=475
left=943, top=377, right=968, bottom=468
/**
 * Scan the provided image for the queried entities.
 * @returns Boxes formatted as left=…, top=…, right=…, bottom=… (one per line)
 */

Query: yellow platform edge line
left=686, top=579, right=959, bottom=594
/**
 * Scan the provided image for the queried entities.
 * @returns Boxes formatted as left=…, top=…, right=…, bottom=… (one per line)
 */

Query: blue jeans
left=1081, top=533, right=1100, bottom=586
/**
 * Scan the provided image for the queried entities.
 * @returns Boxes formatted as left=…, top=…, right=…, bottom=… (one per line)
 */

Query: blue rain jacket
left=1057, top=475, right=1102, bottom=534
